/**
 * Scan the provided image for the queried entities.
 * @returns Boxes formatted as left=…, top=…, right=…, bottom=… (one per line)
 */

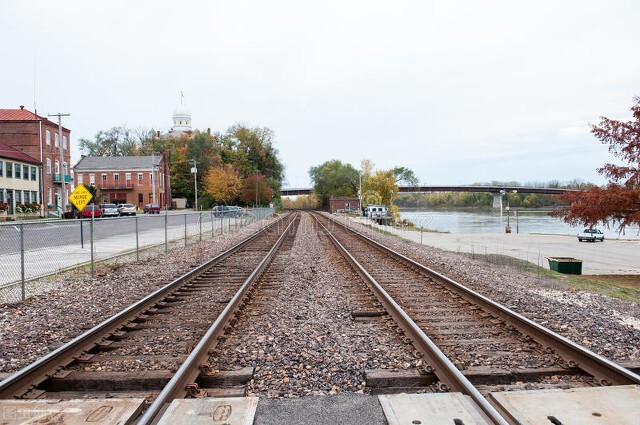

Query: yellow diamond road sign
left=69, top=184, right=93, bottom=211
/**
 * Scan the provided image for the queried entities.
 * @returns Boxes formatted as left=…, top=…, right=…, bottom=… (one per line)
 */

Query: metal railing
left=0, top=208, right=275, bottom=303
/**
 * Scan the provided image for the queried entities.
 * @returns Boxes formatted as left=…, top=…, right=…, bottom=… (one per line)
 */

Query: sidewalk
left=350, top=217, right=640, bottom=275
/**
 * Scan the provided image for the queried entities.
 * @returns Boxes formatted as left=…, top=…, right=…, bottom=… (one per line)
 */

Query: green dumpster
left=546, top=257, right=583, bottom=275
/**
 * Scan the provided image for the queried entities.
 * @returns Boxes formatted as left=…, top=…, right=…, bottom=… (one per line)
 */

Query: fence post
left=199, top=212, right=202, bottom=241
left=164, top=212, right=168, bottom=254
left=211, top=211, right=214, bottom=237
left=80, top=220, right=84, bottom=249
left=184, top=214, right=188, bottom=247
left=135, top=215, right=139, bottom=261
left=220, top=214, right=223, bottom=235
left=90, top=215, right=95, bottom=277
left=20, top=222, right=25, bottom=302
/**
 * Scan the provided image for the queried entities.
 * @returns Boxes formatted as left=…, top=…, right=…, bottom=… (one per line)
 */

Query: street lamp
left=188, top=159, right=198, bottom=211
left=499, top=189, right=518, bottom=233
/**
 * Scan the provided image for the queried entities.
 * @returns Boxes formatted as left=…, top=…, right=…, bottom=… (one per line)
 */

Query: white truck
left=577, top=228, right=604, bottom=242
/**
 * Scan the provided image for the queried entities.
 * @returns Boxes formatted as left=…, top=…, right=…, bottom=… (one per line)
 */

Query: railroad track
left=1, top=210, right=638, bottom=424
left=0, top=212, right=299, bottom=423
left=311, top=212, right=640, bottom=422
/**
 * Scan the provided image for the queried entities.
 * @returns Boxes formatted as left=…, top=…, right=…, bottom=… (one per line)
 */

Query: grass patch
left=558, top=274, right=640, bottom=302
left=461, top=252, right=640, bottom=302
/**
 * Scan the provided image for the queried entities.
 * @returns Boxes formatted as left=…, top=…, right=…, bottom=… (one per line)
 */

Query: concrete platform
left=0, top=398, right=145, bottom=424
left=379, top=393, right=491, bottom=425
left=157, top=396, right=258, bottom=425
left=490, top=385, right=640, bottom=424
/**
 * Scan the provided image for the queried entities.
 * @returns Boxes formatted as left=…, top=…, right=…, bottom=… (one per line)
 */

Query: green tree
left=78, top=126, right=146, bottom=157
left=309, top=160, right=359, bottom=208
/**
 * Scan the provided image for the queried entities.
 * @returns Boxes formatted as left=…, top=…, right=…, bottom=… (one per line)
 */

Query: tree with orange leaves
left=553, top=97, right=640, bottom=232
left=205, top=164, right=242, bottom=204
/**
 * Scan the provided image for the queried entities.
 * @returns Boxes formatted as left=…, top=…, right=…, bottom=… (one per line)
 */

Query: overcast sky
left=2, top=1, right=639, bottom=188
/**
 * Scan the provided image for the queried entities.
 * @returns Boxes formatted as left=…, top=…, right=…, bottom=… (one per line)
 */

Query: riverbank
left=351, top=217, right=640, bottom=275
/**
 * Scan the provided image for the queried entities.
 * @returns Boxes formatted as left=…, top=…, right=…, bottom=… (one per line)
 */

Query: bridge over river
left=280, top=185, right=578, bottom=210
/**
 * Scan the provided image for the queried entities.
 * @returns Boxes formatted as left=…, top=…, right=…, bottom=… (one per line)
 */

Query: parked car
left=578, top=228, right=605, bottom=242
left=144, top=203, right=161, bottom=214
left=82, top=204, right=102, bottom=219
left=117, top=203, right=137, bottom=216
left=212, top=205, right=245, bottom=217
left=100, top=203, right=120, bottom=217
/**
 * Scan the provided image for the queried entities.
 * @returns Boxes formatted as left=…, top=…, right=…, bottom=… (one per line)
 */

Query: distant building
left=329, top=196, right=359, bottom=213
left=151, top=92, right=193, bottom=138
left=74, top=155, right=171, bottom=208
left=0, top=141, right=41, bottom=215
left=0, top=106, right=72, bottom=208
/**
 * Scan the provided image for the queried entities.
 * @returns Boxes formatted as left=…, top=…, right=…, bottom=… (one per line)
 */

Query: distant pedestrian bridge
left=280, top=185, right=578, bottom=210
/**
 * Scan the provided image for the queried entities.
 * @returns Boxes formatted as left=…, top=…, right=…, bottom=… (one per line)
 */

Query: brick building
left=329, top=196, right=360, bottom=213
left=0, top=141, right=41, bottom=215
left=73, top=155, right=171, bottom=209
left=0, top=106, right=72, bottom=208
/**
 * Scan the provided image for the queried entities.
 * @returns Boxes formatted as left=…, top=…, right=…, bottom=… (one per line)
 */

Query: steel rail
left=330, top=214, right=640, bottom=386
left=138, top=213, right=300, bottom=424
left=0, top=213, right=291, bottom=399
left=312, top=213, right=509, bottom=425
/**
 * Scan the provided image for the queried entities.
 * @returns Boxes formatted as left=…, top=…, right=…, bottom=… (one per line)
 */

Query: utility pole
left=188, top=159, right=198, bottom=211
left=48, top=112, right=70, bottom=216
left=151, top=152, right=156, bottom=204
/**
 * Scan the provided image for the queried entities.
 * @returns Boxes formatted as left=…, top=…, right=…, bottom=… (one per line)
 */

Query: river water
left=398, top=209, right=640, bottom=239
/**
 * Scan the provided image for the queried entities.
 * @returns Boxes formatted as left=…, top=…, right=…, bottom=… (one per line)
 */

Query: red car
left=82, top=205, right=102, bottom=218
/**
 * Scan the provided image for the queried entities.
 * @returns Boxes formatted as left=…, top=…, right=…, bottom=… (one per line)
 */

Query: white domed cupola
left=171, top=92, right=192, bottom=132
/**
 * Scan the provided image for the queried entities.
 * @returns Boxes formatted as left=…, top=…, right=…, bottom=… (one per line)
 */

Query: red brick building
left=0, top=106, right=72, bottom=208
left=329, top=196, right=360, bottom=213
left=73, top=155, right=171, bottom=208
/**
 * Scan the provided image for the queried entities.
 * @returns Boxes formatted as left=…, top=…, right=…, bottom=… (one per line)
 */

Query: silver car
left=117, top=203, right=137, bottom=216
left=100, top=203, right=119, bottom=217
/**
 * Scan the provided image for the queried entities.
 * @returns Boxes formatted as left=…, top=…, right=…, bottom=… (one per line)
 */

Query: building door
left=6, top=190, right=13, bottom=214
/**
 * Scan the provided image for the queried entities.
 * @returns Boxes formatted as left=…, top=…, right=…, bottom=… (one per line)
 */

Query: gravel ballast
left=1, top=211, right=638, bottom=381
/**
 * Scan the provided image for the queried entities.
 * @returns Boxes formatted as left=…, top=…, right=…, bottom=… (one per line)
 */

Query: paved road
left=353, top=218, right=640, bottom=275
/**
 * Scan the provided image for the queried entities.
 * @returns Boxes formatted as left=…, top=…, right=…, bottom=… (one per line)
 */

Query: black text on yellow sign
left=69, top=184, right=93, bottom=211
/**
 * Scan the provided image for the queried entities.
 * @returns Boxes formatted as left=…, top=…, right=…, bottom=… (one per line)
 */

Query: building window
left=55, top=160, right=60, bottom=175
left=16, top=190, right=22, bottom=204
left=46, top=158, right=51, bottom=175
left=23, top=165, right=29, bottom=180
left=89, top=174, right=95, bottom=186
left=32, top=191, right=37, bottom=203
left=54, top=133, right=59, bottom=148
left=101, top=174, right=107, bottom=183
left=14, top=163, right=20, bottom=179
left=24, top=191, right=30, bottom=203
left=125, top=173, right=131, bottom=182
left=46, top=130, right=51, bottom=146
left=137, top=173, right=143, bottom=185
left=48, top=188, right=52, bottom=205
left=0, top=161, right=3, bottom=176
left=30, top=166, right=36, bottom=181
left=63, top=135, right=67, bottom=149
left=6, top=162, right=12, bottom=178
left=114, top=173, right=119, bottom=182
left=0, top=189, right=4, bottom=204
left=77, top=173, right=83, bottom=185
left=138, top=193, right=143, bottom=203
left=149, top=173, right=153, bottom=182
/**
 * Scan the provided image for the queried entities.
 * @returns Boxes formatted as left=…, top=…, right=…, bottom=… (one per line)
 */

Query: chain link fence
left=0, top=208, right=275, bottom=303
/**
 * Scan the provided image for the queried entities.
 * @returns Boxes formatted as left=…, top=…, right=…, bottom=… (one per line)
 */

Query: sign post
left=69, top=184, right=93, bottom=213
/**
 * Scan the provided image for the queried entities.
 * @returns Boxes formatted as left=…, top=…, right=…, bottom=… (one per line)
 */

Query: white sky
left=1, top=1, right=639, bottom=188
